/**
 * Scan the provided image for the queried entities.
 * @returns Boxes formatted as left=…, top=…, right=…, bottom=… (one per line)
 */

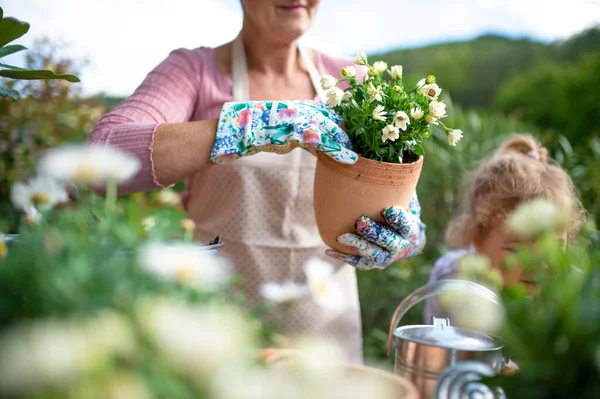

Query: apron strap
left=231, top=33, right=325, bottom=103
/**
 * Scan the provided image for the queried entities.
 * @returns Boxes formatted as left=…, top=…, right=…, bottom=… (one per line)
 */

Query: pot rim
left=394, top=325, right=504, bottom=352
left=316, top=151, right=424, bottom=188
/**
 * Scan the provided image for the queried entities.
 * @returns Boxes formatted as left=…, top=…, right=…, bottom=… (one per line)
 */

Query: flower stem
left=105, top=179, right=117, bottom=215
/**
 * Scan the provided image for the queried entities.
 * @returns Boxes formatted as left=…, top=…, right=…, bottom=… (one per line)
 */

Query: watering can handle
left=386, top=279, right=501, bottom=356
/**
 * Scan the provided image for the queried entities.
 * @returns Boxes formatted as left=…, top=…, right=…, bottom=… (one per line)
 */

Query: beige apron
left=186, top=35, right=363, bottom=363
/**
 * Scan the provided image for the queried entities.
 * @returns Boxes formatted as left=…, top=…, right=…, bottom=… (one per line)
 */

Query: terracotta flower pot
left=259, top=348, right=418, bottom=399
left=314, top=151, right=423, bottom=254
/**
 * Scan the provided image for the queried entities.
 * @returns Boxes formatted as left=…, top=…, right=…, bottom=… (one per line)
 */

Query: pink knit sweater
left=88, top=46, right=354, bottom=205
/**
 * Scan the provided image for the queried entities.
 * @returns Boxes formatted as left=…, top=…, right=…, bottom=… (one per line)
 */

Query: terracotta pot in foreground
left=314, top=151, right=424, bottom=254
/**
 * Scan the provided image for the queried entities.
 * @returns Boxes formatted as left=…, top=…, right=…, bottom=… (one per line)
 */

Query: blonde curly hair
left=446, top=134, right=584, bottom=248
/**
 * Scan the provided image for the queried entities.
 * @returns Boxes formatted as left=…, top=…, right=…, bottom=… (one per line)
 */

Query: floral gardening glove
left=325, top=193, right=426, bottom=270
left=210, top=100, right=358, bottom=164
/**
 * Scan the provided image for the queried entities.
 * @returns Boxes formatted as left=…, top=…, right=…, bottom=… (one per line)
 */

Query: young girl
left=425, top=134, right=584, bottom=323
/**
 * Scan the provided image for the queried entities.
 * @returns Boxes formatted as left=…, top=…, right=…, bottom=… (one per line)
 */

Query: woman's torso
left=180, top=46, right=364, bottom=363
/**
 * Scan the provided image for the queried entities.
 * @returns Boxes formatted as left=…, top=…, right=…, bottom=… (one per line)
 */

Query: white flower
left=447, top=129, right=463, bottom=146
left=139, top=300, right=254, bottom=377
left=141, top=216, right=158, bottom=231
left=381, top=125, right=400, bottom=143
left=425, top=114, right=438, bottom=125
left=428, top=100, right=447, bottom=119
left=24, top=207, right=41, bottom=224
left=320, top=75, right=337, bottom=90
left=341, top=65, right=356, bottom=77
left=10, top=176, right=69, bottom=212
left=419, top=83, right=442, bottom=99
left=303, top=257, right=345, bottom=313
left=393, top=110, right=411, bottom=131
left=353, top=52, right=368, bottom=66
left=138, top=242, right=232, bottom=288
left=0, top=320, right=90, bottom=395
left=372, top=61, right=388, bottom=74
left=260, top=282, right=309, bottom=305
left=366, top=82, right=383, bottom=103
left=37, top=144, right=141, bottom=185
left=416, top=78, right=426, bottom=89
left=410, top=107, right=424, bottom=120
left=387, top=65, right=403, bottom=80
left=439, top=291, right=505, bottom=334
left=371, top=105, right=387, bottom=122
left=325, top=87, right=344, bottom=108
left=506, top=198, right=569, bottom=239
left=156, top=189, right=181, bottom=206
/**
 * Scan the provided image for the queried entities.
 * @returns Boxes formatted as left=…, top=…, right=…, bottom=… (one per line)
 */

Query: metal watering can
left=387, top=280, right=505, bottom=398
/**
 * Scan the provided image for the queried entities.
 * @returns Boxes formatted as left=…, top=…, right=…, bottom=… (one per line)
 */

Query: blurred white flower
left=366, top=82, right=383, bottom=103
left=287, top=335, right=345, bottom=382
left=0, top=320, right=90, bottom=396
left=37, top=144, right=141, bottom=185
left=372, top=105, right=387, bottom=122
left=303, top=257, right=345, bottom=313
left=429, top=100, right=447, bottom=119
left=387, top=65, right=403, bottom=80
left=11, top=176, right=69, bottom=212
left=141, top=216, right=158, bottom=231
left=84, top=311, right=136, bottom=359
left=507, top=198, right=569, bottom=239
left=341, top=66, right=356, bottom=78
left=416, top=78, right=426, bottom=88
left=106, top=373, right=152, bottom=399
left=393, top=110, right=411, bottom=131
left=447, top=129, right=464, bottom=146
left=140, top=300, right=254, bottom=376
left=320, top=75, right=337, bottom=90
left=410, top=107, right=424, bottom=120
left=24, top=206, right=42, bottom=224
left=325, top=87, right=344, bottom=108
left=138, top=243, right=231, bottom=288
left=211, top=365, right=271, bottom=399
left=156, top=189, right=181, bottom=206
left=353, top=52, right=368, bottom=66
left=372, top=61, right=388, bottom=74
left=419, top=83, right=442, bottom=100
left=439, top=291, right=505, bottom=334
left=382, top=124, right=400, bottom=143
left=260, top=282, right=309, bottom=305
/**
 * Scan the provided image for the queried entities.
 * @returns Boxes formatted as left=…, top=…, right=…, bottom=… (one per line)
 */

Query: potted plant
left=314, top=52, right=463, bottom=253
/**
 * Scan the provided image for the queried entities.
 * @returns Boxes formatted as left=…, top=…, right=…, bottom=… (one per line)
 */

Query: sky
left=3, top=0, right=600, bottom=97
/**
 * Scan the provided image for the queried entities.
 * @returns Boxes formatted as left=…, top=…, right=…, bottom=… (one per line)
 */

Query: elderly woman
left=88, top=0, right=425, bottom=363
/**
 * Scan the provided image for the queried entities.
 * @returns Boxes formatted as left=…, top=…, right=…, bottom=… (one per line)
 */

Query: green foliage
left=373, top=26, right=600, bottom=109
left=495, top=55, right=600, bottom=149
left=481, top=223, right=600, bottom=398
left=0, top=6, right=79, bottom=99
left=0, top=39, right=106, bottom=234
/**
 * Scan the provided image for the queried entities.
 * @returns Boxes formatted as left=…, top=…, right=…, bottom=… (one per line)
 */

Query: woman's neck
left=240, top=24, right=301, bottom=76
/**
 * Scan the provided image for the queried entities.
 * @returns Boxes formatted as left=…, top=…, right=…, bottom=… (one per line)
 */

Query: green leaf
left=0, top=62, right=25, bottom=70
left=414, top=144, right=424, bottom=156
left=0, top=69, right=80, bottom=82
left=0, top=86, right=19, bottom=99
left=0, top=16, right=30, bottom=47
left=0, top=44, right=26, bottom=58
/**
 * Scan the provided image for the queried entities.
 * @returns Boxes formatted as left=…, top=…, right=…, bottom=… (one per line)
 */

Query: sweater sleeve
left=87, top=48, right=201, bottom=194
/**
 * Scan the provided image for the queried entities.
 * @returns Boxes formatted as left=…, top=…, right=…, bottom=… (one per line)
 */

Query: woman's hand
left=210, top=100, right=357, bottom=164
left=326, top=194, right=426, bottom=270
